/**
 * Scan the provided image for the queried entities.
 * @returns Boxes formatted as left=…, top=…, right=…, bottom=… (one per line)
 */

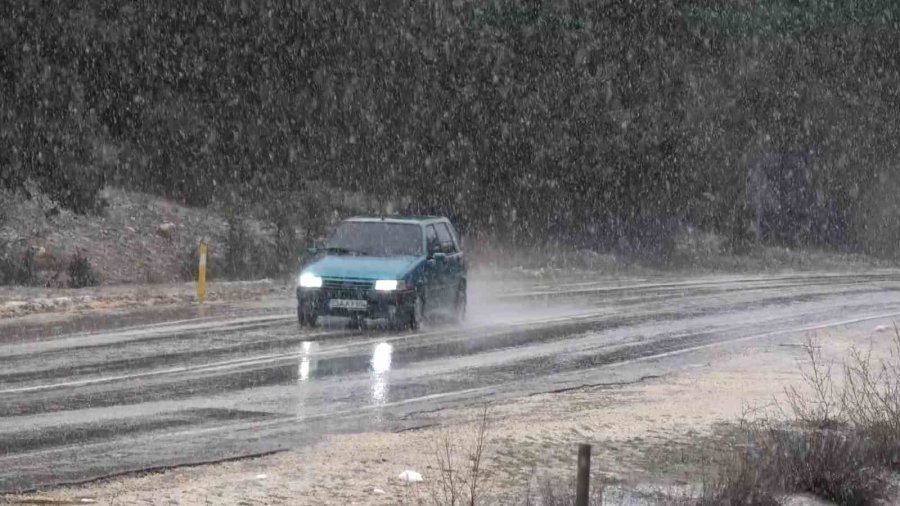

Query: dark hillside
left=1, top=0, right=898, bottom=265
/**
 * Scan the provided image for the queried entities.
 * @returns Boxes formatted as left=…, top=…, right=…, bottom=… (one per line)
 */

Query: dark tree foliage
left=67, top=250, right=100, bottom=288
left=1, top=0, right=899, bottom=256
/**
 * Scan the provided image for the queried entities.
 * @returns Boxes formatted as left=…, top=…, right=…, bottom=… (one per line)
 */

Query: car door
left=444, top=220, right=465, bottom=280
left=423, top=224, right=446, bottom=308
left=434, top=222, right=463, bottom=306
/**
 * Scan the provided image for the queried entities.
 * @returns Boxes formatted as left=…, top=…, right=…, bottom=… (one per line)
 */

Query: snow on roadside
left=8, top=328, right=889, bottom=505
left=0, top=279, right=283, bottom=319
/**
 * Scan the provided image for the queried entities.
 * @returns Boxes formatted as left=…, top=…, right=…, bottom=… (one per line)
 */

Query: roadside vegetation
left=0, top=185, right=339, bottom=288
left=401, top=407, right=607, bottom=506
left=421, top=412, right=601, bottom=506
left=400, top=407, right=494, bottom=506
left=404, top=329, right=900, bottom=506
left=66, top=250, right=101, bottom=288
left=675, top=330, right=900, bottom=506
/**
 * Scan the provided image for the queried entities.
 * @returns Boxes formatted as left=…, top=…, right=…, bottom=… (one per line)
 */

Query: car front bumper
left=297, top=286, right=415, bottom=320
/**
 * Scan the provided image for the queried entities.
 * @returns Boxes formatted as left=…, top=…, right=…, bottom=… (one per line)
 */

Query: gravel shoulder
left=7, top=322, right=892, bottom=505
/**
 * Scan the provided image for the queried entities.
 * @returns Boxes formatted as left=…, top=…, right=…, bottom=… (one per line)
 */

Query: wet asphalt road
left=3, top=271, right=900, bottom=492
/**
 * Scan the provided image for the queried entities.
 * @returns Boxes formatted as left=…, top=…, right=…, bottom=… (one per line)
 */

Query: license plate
left=329, top=299, right=368, bottom=310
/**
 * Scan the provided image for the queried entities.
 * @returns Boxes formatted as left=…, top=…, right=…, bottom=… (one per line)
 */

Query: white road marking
left=501, top=272, right=896, bottom=299
left=6, top=310, right=899, bottom=450
left=0, top=315, right=296, bottom=358
left=0, top=312, right=607, bottom=394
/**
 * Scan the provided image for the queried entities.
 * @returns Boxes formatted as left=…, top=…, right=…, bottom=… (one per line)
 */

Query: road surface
left=2, top=271, right=900, bottom=492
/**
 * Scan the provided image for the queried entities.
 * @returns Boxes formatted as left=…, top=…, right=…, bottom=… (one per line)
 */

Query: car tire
left=347, top=314, right=366, bottom=330
left=409, top=290, right=425, bottom=330
left=298, top=306, right=318, bottom=328
left=453, top=283, right=466, bottom=323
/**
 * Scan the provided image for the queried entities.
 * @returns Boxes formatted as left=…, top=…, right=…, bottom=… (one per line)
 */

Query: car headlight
left=375, top=280, right=405, bottom=291
left=298, top=273, right=323, bottom=288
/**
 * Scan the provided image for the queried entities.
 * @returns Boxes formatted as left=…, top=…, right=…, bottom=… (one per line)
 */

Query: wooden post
left=575, top=444, right=591, bottom=506
left=197, top=242, right=208, bottom=302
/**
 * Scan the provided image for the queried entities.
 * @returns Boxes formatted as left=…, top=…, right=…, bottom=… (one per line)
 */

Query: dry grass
left=427, top=406, right=493, bottom=506
left=783, top=334, right=846, bottom=429
left=399, top=406, right=495, bottom=506
left=680, top=328, right=900, bottom=506
left=513, top=476, right=604, bottom=506
left=691, top=427, right=886, bottom=506
left=400, top=406, right=608, bottom=506
left=0, top=242, right=38, bottom=286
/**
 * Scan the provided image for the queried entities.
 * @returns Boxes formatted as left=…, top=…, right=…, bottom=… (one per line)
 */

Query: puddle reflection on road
left=294, top=340, right=394, bottom=407
left=370, top=342, right=393, bottom=405
left=298, top=341, right=317, bottom=382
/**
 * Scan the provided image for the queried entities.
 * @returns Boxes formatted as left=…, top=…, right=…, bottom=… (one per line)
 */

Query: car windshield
left=325, top=222, right=423, bottom=257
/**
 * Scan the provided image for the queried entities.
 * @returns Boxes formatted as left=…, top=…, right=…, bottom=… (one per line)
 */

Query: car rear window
left=326, top=222, right=423, bottom=257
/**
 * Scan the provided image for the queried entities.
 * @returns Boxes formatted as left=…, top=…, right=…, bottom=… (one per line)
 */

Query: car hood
left=303, top=255, right=422, bottom=280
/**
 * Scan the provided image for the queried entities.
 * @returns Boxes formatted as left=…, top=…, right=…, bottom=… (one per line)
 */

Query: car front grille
left=322, top=279, right=373, bottom=290
left=321, top=278, right=373, bottom=299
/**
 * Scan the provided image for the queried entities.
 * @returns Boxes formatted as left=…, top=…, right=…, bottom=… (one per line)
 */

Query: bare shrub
left=783, top=334, right=845, bottom=428
left=177, top=243, right=200, bottom=281
left=397, top=407, right=494, bottom=506
left=694, top=426, right=887, bottom=506
left=515, top=475, right=604, bottom=506
left=683, top=327, right=900, bottom=506
left=0, top=190, right=10, bottom=226
left=779, top=325, right=900, bottom=465
left=840, top=325, right=900, bottom=465
left=264, top=190, right=329, bottom=275
left=177, top=242, right=223, bottom=282
left=783, top=327, right=900, bottom=452
left=223, top=216, right=254, bottom=278
left=221, top=217, right=276, bottom=280
left=691, top=452, right=781, bottom=506
left=67, top=250, right=100, bottom=288
left=0, top=242, right=39, bottom=286
left=427, top=406, right=493, bottom=506
left=400, top=407, right=614, bottom=506
left=771, top=429, right=886, bottom=505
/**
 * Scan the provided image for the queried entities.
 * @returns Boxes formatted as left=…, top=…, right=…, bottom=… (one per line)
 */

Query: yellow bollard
left=198, top=242, right=208, bottom=302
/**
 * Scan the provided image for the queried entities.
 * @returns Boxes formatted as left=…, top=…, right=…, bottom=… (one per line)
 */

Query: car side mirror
left=432, top=252, right=447, bottom=263
left=307, top=247, right=319, bottom=257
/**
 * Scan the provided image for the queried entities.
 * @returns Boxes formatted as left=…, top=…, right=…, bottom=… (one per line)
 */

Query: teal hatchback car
left=296, top=216, right=467, bottom=330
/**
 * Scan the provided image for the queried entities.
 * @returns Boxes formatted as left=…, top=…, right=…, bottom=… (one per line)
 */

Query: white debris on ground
left=0, top=296, right=89, bottom=316
left=397, top=470, right=423, bottom=483
left=156, top=222, right=177, bottom=239
left=780, top=493, right=836, bottom=506
left=874, top=324, right=892, bottom=333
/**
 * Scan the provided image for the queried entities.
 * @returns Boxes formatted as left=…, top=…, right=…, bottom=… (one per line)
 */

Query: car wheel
left=453, top=284, right=467, bottom=323
left=347, top=314, right=366, bottom=330
left=298, top=306, right=318, bottom=328
left=409, top=290, right=425, bottom=330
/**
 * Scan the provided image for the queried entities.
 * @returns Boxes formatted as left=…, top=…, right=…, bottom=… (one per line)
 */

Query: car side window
left=425, top=225, right=440, bottom=255
left=435, top=223, right=457, bottom=254
left=446, top=222, right=462, bottom=251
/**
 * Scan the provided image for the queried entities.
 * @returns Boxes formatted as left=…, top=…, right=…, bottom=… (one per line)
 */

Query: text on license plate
left=329, top=299, right=368, bottom=310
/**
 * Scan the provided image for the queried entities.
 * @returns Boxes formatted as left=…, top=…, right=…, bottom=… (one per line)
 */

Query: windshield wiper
left=324, top=246, right=354, bottom=255
left=324, top=246, right=373, bottom=256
